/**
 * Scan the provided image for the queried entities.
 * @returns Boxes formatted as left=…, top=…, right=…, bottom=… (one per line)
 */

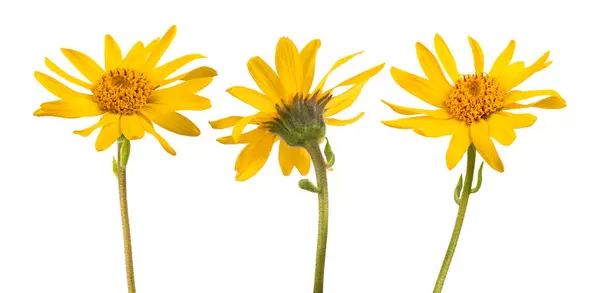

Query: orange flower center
left=92, top=68, right=156, bottom=115
left=445, top=74, right=506, bottom=124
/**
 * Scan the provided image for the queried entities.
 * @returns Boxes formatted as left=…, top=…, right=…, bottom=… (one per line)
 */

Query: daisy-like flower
left=211, top=37, right=383, bottom=293
left=382, top=35, right=566, bottom=293
left=382, top=35, right=566, bottom=172
left=210, top=37, right=384, bottom=181
left=34, top=25, right=216, bottom=155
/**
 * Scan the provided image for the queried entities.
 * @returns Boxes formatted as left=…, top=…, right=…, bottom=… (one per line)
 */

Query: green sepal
left=324, top=137, right=335, bottom=168
left=118, top=138, right=131, bottom=167
left=112, top=157, right=118, bottom=177
left=454, top=174, right=463, bottom=205
left=471, top=162, right=484, bottom=193
left=298, top=179, right=319, bottom=193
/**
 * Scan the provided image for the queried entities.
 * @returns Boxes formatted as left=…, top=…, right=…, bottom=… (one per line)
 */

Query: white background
left=0, top=0, right=598, bottom=292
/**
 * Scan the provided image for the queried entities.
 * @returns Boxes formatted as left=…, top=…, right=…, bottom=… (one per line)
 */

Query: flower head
left=382, top=35, right=566, bottom=172
left=34, top=25, right=217, bottom=155
left=211, top=37, right=384, bottom=181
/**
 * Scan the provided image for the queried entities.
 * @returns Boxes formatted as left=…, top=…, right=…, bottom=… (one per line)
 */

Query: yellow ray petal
left=300, top=39, right=321, bottom=95
left=325, top=112, right=364, bottom=126
left=231, top=116, right=255, bottom=143
left=36, top=99, right=104, bottom=118
left=151, top=54, right=205, bottom=82
left=235, top=132, right=276, bottom=181
left=161, top=66, right=217, bottom=86
left=95, top=118, right=122, bottom=151
left=324, top=82, right=366, bottom=116
left=247, top=56, right=285, bottom=102
left=73, top=113, right=119, bottom=136
left=278, top=140, right=295, bottom=176
left=496, top=61, right=525, bottom=86
left=104, top=35, right=122, bottom=70
left=470, top=120, right=504, bottom=172
left=332, top=63, right=385, bottom=89
left=504, top=89, right=561, bottom=105
left=150, top=94, right=211, bottom=111
left=141, top=104, right=200, bottom=136
left=497, top=112, right=537, bottom=129
left=416, top=42, right=451, bottom=90
left=227, top=86, right=276, bottom=112
left=275, top=37, right=303, bottom=97
left=122, top=41, right=145, bottom=69
left=45, top=58, right=93, bottom=90
left=468, top=36, right=484, bottom=74
left=139, top=116, right=176, bottom=155
left=314, top=51, right=363, bottom=92
left=489, top=40, right=516, bottom=77
left=446, top=124, right=471, bottom=170
left=382, top=116, right=449, bottom=129
left=144, top=26, right=177, bottom=70
left=155, top=77, right=213, bottom=96
left=61, top=48, right=104, bottom=83
left=121, top=114, right=146, bottom=140
left=217, top=128, right=266, bottom=144
left=381, top=100, right=451, bottom=119
left=389, top=67, right=447, bottom=108
left=415, top=119, right=461, bottom=138
left=434, top=34, right=461, bottom=82
left=35, top=72, right=94, bottom=101
left=503, top=95, right=566, bottom=110
left=488, top=114, right=516, bottom=146
left=502, top=51, right=551, bottom=90
left=209, top=116, right=243, bottom=129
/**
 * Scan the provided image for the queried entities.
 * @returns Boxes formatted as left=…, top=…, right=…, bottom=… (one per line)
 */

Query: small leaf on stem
left=298, top=179, right=319, bottom=193
left=324, top=137, right=335, bottom=168
left=471, top=162, right=484, bottom=193
left=454, top=174, right=463, bottom=205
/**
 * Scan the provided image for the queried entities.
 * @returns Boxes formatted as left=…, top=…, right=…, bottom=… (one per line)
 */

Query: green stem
left=304, top=140, right=329, bottom=293
left=117, top=139, right=136, bottom=293
left=433, top=144, right=477, bottom=293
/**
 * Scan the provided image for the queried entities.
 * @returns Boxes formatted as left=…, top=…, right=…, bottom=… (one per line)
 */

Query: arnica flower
left=382, top=34, right=565, bottom=293
left=382, top=34, right=566, bottom=172
left=34, top=25, right=216, bottom=155
left=33, top=25, right=215, bottom=293
left=210, top=37, right=383, bottom=293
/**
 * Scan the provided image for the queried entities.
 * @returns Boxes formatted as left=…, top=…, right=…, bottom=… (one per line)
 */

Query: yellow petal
left=496, top=61, right=525, bottom=86
left=37, top=99, right=103, bottom=118
left=144, top=25, right=177, bottom=70
left=278, top=140, right=311, bottom=176
left=73, top=113, right=119, bottom=136
left=434, top=34, right=461, bottom=82
left=35, top=72, right=94, bottom=101
left=45, top=58, right=92, bottom=90
left=415, top=119, right=461, bottom=138
left=235, top=132, right=276, bottom=181
left=95, top=118, right=122, bottom=152
left=324, top=82, right=366, bottom=116
left=275, top=37, right=303, bottom=97
left=122, top=41, right=145, bottom=69
left=503, top=96, right=566, bottom=110
left=381, top=116, right=449, bottom=129
left=504, top=89, right=561, bottom=105
left=226, top=86, right=276, bottom=112
left=61, top=48, right=104, bottom=83
left=325, top=112, right=364, bottom=126
left=139, top=116, right=176, bottom=155
left=381, top=100, right=451, bottom=119
left=416, top=42, right=451, bottom=90
left=315, top=51, right=363, bottom=92
left=160, top=66, right=217, bottom=86
left=247, top=56, right=285, bottom=102
left=470, top=120, right=504, bottom=172
left=389, top=67, right=446, bottom=108
left=209, top=116, right=243, bottom=129
left=468, top=36, right=485, bottom=73
left=232, top=116, right=255, bottom=142
left=217, top=128, right=266, bottom=144
left=121, top=114, right=146, bottom=140
left=151, top=54, right=205, bottom=82
left=150, top=94, right=211, bottom=111
left=299, top=39, right=321, bottom=94
left=155, top=77, right=213, bottom=96
left=446, top=124, right=471, bottom=170
left=502, top=51, right=551, bottom=90
left=488, top=114, right=516, bottom=146
left=141, top=105, right=200, bottom=136
left=489, top=40, right=516, bottom=77
left=333, top=63, right=385, bottom=89
left=497, top=112, right=537, bottom=129
left=104, top=35, right=123, bottom=70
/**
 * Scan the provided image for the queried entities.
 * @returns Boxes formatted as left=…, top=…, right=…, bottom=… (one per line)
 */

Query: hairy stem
left=117, top=139, right=136, bottom=293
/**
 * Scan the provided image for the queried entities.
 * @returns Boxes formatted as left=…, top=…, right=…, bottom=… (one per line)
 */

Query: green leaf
left=298, top=179, right=319, bottom=193
left=471, top=162, right=484, bottom=193
left=112, top=157, right=118, bottom=177
left=324, top=137, right=335, bottom=168
left=454, top=174, right=463, bottom=205
left=119, top=138, right=131, bottom=167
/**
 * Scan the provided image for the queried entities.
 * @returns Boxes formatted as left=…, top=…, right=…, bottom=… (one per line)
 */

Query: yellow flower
left=211, top=37, right=384, bottom=181
left=382, top=35, right=566, bottom=172
left=33, top=25, right=216, bottom=155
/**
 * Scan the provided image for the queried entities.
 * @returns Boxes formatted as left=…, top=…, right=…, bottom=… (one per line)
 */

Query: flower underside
left=446, top=74, right=505, bottom=125
left=92, top=68, right=157, bottom=115
left=264, top=92, right=333, bottom=147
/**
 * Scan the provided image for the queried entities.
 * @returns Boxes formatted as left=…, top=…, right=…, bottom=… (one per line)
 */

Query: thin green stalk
left=304, top=140, right=329, bottom=293
left=433, top=144, right=477, bottom=293
left=117, top=139, right=136, bottom=293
